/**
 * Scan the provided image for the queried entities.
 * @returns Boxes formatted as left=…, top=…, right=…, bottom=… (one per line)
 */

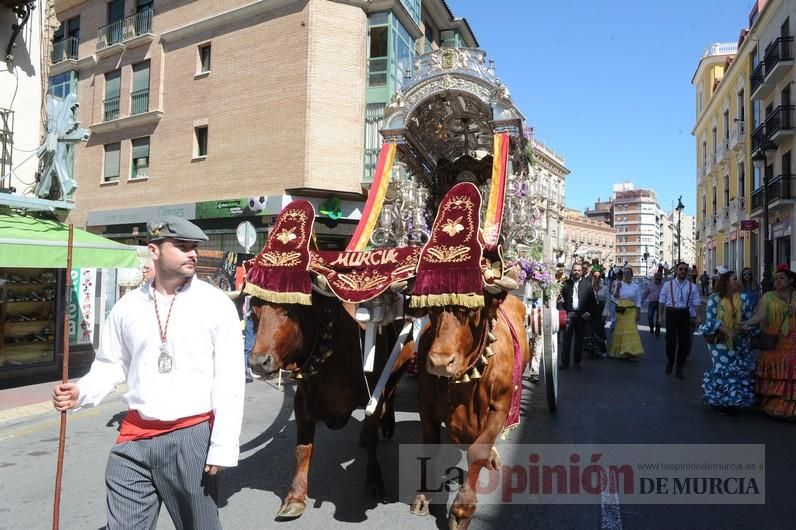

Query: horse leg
left=449, top=409, right=508, bottom=530
left=277, top=389, right=315, bottom=520
left=411, top=374, right=442, bottom=516
left=357, top=405, right=386, bottom=500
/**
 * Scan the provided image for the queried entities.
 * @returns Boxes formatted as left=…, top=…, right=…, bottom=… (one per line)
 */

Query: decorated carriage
left=244, top=47, right=561, bottom=526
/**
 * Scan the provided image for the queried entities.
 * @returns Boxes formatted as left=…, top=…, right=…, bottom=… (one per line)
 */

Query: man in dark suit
left=560, top=262, right=599, bottom=369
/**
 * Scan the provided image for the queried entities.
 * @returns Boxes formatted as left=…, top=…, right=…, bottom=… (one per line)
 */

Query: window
left=52, top=16, right=80, bottom=62
left=103, top=143, right=121, bottom=182
left=49, top=71, right=77, bottom=98
left=131, top=61, right=150, bottom=115
left=440, top=30, right=462, bottom=48
left=723, top=174, right=730, bottom=207
left=131, top=137, right=149, bottom=179
left=737, top=90, right=745, bottom=124
left=711, top=127, right=717, bottom=157
left=738, top=162, right=745, bottom=199
left=199, top=43, right=211, bottom=73
left=195, top=126, right=208, bottom=157
left=723, top=110, right=730, bottom=141
left=104, top=70, right=120, bottom=121
left=367, top=16, right=388, bottom=87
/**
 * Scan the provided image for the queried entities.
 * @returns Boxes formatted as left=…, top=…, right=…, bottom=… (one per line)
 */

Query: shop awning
left=0, top=212, right=140, bottom=269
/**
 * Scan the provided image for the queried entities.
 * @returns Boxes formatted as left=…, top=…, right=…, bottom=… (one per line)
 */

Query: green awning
left=0, top=212, right=140, bottom=269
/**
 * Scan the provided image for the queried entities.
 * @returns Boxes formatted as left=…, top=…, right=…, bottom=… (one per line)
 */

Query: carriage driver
left=52, top=216, right=245, bottom=530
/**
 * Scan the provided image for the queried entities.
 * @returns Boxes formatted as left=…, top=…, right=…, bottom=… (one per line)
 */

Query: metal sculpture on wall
left=35, top=94, right=90, bottom=200
left=2, top=0, right=36, bottom=64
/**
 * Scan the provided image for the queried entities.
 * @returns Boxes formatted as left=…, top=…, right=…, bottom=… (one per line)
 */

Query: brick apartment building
left=49, top=0, right=475, bottom=250
left=561, top=208, right=617, bottom=267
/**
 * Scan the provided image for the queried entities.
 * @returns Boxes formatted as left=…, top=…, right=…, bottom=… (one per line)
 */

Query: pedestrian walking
left=740, top=264, right=796, bottom=420
left=711, top=268, right=719, bottom=293
left=52, top=216, right=245, bottom=530
left=607, top=266, right=644, bottom=361
left=584, top=266, right=609, bottom=358
left=643, top=271, right=664, bottom=337
left=700, top=270, right=710, bottom=297
left=560, top=263, right=599, bottom=369
left=658, top=261, right=702, bottom=379
left=699, top=269, right=756, bottom=414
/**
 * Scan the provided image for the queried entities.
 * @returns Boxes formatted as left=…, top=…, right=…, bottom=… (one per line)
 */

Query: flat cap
left=147, top=216, right=208, bottom=242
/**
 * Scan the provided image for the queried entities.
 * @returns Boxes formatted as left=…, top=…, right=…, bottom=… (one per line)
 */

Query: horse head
left=248, top=298, right=316, bottom=377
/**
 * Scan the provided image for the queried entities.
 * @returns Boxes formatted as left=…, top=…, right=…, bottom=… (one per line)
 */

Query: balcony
left=729, top=121, right=745, bottom=152
left=717, top=138, right=730, bottom=168
left=750, top=61, right=767, bottom=99
left=729, top=197, right=746, bottom=225
left=763, top=36, right=794, bottom=86
left=97, top=9, right=153, bottom=56
left=768, top=174, right=794, bottom=202
left=103, top=96, right=120, bottom=121
left=764, top=105, right=795, bottom=144
left=716, top=206, right=730, bottom=232
left=51, top=37, right=78, bottom=65
left=751, top=123, right=766, bottom=154
left=751, top=186, right=765, bottom=211
left=131, top=89, right=149, bottom=115
left=707, top=152, right=717, bottom=175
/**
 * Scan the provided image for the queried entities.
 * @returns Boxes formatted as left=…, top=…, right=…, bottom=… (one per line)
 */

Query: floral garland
left=512, top=258, right=561, bottom=300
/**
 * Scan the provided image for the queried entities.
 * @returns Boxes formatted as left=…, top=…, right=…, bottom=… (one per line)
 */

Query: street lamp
left=675, top=196, right=685, bottom=264
left=751, top=141, right=778, bottom=293
left=644, top=245, right=649, bottom=277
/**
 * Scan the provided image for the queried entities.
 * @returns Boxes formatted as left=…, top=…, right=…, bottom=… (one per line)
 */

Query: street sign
left=740, top=220, right=759, bottom=231
left=236, top=221, right=257, bottom=252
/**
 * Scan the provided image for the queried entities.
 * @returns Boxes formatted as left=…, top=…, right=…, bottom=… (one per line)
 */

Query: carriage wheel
left=542, top=301, right=558, bottom=412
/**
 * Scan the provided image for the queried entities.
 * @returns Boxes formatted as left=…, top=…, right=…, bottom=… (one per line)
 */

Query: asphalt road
left=1, top=322, right=794, bottom=529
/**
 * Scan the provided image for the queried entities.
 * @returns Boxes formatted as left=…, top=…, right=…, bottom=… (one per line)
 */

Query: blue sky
left=447, top=0, right=757, bottom=216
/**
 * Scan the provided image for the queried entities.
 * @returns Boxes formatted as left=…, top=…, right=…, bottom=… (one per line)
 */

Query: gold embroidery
left=425, top=245, right=471, bottom=263
left=259, top=251, right=302, bottom=267
left=275, top=227, right=297, bottom=244
left=334, top=270, right=389, bottom=291
left=441, top=216, right=465, bottom=236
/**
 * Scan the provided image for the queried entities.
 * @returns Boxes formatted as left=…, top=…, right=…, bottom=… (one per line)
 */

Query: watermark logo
left=398, top=444, right=764, bottom=504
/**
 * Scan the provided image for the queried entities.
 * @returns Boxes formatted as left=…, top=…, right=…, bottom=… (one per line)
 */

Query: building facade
left=561, top=208, right=616, bottom=268
left=584, top=197, right=613, bottom=227
left=694, top=0, right=795, bottom=277
left=662, top=211, right=697, bottom=268
left=49, top=0, right=475, bottom=250
left=1, top=2, right=43, bottom=194
left=612, top=183, right=664, bottom=274
left=531, top=137, right=569, bottom=262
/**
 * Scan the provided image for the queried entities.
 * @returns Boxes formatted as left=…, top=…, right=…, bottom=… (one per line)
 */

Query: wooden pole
left=53, top=223, right=73, bottom=530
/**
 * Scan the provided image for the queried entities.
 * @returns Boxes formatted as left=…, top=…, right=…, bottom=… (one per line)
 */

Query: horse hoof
left=276, top=501, right=306, bottom=520
left=410, top=494, right=430, bottom=516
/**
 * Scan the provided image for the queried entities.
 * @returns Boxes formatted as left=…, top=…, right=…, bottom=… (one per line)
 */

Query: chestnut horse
left=248, top=292, right=412, bottom=519
left=410, top=293, right=531, bottom=529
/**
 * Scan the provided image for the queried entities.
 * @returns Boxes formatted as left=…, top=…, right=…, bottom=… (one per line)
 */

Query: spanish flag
left=483, top=132, right=509, bottom=250
left=346, top=142, right=397, bottom=252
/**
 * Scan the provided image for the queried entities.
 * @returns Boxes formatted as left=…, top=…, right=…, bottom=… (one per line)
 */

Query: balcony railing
left=103, top=96, right=120, bottom=121
left=751, top=186, right=765, bottom=210
left=768, top=174, right=794, bottom=201
left=51, top=37, right=78, bottom=64
left=750, top=61, right=765, bottom=94
left=131, top=89, right=149, bottom=115
left=763, top=36, right=794, bottom=73
left=751, top=123, right=766, bottom=153
left=764, top=105, right=795, bottom=140
left=97, top=9, right=153, bottom=51
left=729, top=121, right=745, bottom=150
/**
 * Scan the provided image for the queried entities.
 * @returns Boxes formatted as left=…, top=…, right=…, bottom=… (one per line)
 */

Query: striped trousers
left=105, top=421, right=221, bottom=530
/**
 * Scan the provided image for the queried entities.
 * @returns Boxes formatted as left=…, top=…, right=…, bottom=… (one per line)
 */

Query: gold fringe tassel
left=409, top=293, right=485, bottom=309
left=242, top=283, right=312, bottom=305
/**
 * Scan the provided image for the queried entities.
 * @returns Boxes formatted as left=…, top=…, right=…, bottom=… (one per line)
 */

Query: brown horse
left=248, top=292, right=412, bottom=520
left=410, top=292, right=531, bottom=529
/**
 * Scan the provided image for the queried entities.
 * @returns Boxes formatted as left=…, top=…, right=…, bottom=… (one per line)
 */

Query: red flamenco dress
left=755, top=291, right=796, bottom=419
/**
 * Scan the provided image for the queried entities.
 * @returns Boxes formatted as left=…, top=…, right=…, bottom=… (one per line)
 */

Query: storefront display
left=1, top=268, right=58, bottom=368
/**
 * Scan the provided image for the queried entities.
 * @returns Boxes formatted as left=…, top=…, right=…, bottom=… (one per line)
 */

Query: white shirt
left=659, top=277, right=700, bottom=318
left=613, top=281, right=642, bottom=308
left=76, top=278, right=245, bottom=467
left=572, top=278, right=581, bottom=310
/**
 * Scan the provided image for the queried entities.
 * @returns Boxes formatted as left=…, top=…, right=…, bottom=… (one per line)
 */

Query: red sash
left=117, top=410, right=214, bottom=443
